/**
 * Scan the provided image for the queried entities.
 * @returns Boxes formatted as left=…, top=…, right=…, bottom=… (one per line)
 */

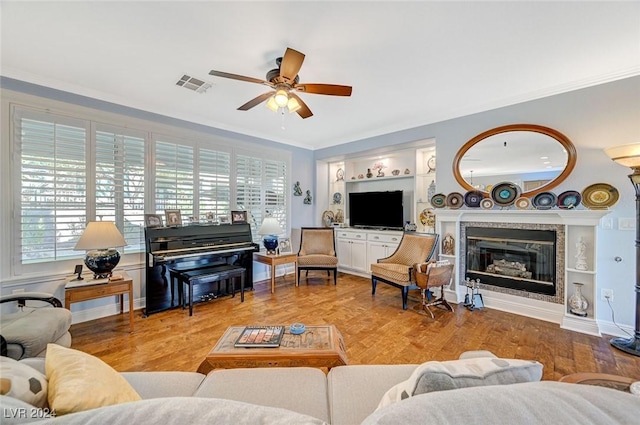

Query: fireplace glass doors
left=465, top=227, right=556, bottom=296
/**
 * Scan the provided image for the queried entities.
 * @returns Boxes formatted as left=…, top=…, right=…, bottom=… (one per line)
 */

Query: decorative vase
left=366, top=168, right=373, bottom=178
left=427, top=180, right=436, bottom=203
left=568, top=282, right=589, bottom=317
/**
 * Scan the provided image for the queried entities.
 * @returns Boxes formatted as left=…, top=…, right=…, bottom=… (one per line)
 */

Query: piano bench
left=178, top=265, right=246, bottom=316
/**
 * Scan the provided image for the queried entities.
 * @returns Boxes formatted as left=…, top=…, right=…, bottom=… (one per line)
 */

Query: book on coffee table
left=234, top=325, right=285, bottom=348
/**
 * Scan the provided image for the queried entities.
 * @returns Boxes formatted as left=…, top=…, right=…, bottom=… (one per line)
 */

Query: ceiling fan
left=209, top=47, right=352, bottom=119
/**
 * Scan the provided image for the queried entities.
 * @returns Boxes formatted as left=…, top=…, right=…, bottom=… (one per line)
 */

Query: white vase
left=568, top=282, right=589, bottom=317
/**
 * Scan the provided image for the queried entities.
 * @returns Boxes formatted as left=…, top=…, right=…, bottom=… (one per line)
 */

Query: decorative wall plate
left=430, top=193, right=446, bottom=208
left=581, top=183, right=619, bottom=209
left=557, top=190, right=582, bottom=209
left=480, top=198, right=494, bottom=209
left=446, top=192, right=464, bottom=209
left=321, top=210, right=334, bottom=227
left=515, top=197, right=531, bottom=210
left=490, top=182, right=521, bottom=207
left=532, top=192, right=557, bottom=210
left=332, top=192, right=342, bottom=204
left=419, top=208, right=435, bottom=227
left=464, top=190, right=484, bottom=208
left=335, top=168, right=344, bottom=181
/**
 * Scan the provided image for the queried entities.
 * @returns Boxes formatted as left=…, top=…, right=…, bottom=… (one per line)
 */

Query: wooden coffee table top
left=559, top=372, right=636, bottom=393
left=197, top=324, right=348, bottom=374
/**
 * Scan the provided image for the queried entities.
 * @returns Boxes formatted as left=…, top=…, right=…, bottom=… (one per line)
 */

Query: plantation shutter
left=15, top=109, right=88, bottom=264
left=198, top=149, right=231, bottom=221
left=155, top=140, right=195, bottom=223
left=264, top=159, right=287, bottom=231
left=95, top=125, right=146, bottom=252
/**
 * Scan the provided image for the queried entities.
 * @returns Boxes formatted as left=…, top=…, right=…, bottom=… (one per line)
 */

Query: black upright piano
left=144, top=223, right=259, bottom=316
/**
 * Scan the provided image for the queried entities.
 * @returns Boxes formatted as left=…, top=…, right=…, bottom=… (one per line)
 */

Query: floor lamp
left=604, top=143, right=640, bottom=357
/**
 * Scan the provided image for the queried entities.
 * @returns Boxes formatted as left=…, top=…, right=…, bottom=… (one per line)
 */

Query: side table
left=253, top=252, right=298, bottom=293
left=65, top=271, right=134, bottom=332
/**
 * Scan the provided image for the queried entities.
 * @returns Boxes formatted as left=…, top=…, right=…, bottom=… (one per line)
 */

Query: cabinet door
left=367, top=241, right=388, bottom=270
left=336, top=238, right=352, bottom=268
left=351, top=240, right=368, bottom=272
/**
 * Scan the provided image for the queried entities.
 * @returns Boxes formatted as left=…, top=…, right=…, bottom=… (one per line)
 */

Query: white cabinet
left=367, top=232, right=402, bottom=270
left=336, top=229, right=368, bottom=273
left=336, top=229, right=402, bottom=276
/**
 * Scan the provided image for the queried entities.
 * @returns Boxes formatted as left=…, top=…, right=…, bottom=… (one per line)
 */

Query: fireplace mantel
left=436, top=208, right=610, bottom=336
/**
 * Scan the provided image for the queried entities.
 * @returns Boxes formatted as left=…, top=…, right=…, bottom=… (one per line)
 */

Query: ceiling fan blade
left=289, top=92, right=313, bottom=119
left=294, top=83, right=352, bottom=96
left=209, top=70, right=271, bottom=86
left=237, top=92, right=274, bottom=111
left=279, top=48, right=305, bottom=82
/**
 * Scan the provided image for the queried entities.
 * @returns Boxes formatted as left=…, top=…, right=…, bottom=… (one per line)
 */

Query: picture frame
left=231, top=210, right=247, bottom=224
left=145, top=213, right=163, bottom=228
left=278, top=237, right=292, bottom=254
left=164, top=209, right=182, bottom=226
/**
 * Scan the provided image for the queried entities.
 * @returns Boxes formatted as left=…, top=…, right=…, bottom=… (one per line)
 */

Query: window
left=95, top=125, right=146, bottom=252
left=236, top=154, right=287, bottom=242
left=154, top=140, right=195, bottom=221
left=15, top=109, right=88, bottom=264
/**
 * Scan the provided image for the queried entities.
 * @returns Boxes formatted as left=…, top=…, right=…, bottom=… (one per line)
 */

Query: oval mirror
left=453, top=124, right=577, bottom=197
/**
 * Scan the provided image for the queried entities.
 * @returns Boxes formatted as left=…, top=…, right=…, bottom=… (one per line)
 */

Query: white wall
left=315, top=76, right=640, bottom=332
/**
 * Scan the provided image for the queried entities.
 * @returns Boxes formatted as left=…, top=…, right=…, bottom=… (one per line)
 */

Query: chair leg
left=371, top=277, right=377, bottom=295
left=333, top=269, right=337, bottom=285
left=401, top=287, right=409, bottom=310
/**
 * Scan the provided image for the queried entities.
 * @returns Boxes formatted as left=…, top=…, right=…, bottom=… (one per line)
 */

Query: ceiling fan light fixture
left=274, top=89, right=289, bottom=107
left=287, top=96, right=301, bottom=113
left=265, top=96, right=279, bottom=112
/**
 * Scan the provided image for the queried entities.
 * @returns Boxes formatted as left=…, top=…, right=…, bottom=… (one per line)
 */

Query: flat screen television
left=349, top=190, right=404, bottom=230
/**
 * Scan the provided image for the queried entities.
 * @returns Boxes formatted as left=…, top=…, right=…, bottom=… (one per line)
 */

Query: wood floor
left=70, top=272, right=640, bottom=381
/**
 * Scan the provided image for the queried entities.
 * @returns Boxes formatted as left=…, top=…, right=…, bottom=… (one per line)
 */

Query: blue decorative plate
left=332, top=192, right=342, bottom=204
left=464, top=190, right=485, bottom=208
left=533, top=192, right=557, bottom=210
left=557, top=190, right=582, bottom=209
left=490, top=182, right=521, bottom=207
left=430, top=193, right=446, bottom=208
left=446, top=192, right=464, bottom=209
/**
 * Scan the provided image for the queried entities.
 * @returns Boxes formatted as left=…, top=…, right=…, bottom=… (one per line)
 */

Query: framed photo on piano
left=165, top=209, right=182, bottom=227
left=145, top=214, right=163, bottom=228
left=231, top=210, right=247, bottom=224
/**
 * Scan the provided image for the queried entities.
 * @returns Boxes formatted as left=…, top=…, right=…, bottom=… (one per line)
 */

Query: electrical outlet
left=601, top=289, right=614, bottom=301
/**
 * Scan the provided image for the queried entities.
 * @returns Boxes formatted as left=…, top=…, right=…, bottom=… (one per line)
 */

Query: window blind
left=155, top=141, right=195, bottom=222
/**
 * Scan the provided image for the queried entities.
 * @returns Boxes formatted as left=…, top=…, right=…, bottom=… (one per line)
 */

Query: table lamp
left=258, top=217, right=284, bottom=254
left=74, top=221, right=127, bottom=279
left=604, top=142, right=640, bottom=357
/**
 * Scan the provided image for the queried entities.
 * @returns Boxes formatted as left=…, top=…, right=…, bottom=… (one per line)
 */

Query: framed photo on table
left=278, top=237, right=292, bottom=254
left=231, top=210, right=247, bottom=224
left=144, top=214, right=163, bottom=228
left=164, top=209, right=182, bottom=226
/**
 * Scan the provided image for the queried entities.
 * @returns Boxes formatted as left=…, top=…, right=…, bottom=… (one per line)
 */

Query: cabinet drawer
left=335, top=230, right=366, bottom=241
left=66, top=281, right=130, bottom=302
left=367, top=232, right=402, bottom=244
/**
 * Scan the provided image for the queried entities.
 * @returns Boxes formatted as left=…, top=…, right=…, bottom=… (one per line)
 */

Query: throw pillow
left=377, top=357, right=542, bottom=409
left=45, top=343, right=141, bottom=415
left=0, top=356, right=48, bottom=408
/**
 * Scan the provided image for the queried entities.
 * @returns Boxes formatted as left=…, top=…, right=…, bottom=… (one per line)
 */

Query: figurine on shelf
left=575, top=237, right=588, bottom=270
left=442, top=233, right=455, bottom=255
left=293, top=181, right=303, bottom=196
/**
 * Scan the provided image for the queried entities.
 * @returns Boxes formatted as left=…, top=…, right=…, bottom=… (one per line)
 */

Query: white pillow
left=0, top=356, right=48, bottom=408
left=377, top=357, right=542, bottom=409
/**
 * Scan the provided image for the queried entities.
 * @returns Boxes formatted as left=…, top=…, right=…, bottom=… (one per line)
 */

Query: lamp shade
left=75, top=222, right=127, bottom=250
left=604, top=143, right=640, bottom=169
left=75, top=222, right=127, bottom=278
left=258, top=217, right=284, bottom=236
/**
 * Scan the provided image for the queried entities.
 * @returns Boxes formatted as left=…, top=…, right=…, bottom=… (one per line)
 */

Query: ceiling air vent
left=176, top=75, right=211, bottom=93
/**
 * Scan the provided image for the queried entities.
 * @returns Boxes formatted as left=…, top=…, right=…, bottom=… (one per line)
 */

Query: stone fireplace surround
left=436, top=209, right=609, bottom=336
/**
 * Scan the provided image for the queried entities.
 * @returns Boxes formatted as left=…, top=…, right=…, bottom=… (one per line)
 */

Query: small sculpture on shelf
left=293, top=181, right=303, bottom=196
left=442, top=233, right=455, bottom=255
left=303, top=190, right=312, bottom=205
left=574, top=237, right=588, bottom=270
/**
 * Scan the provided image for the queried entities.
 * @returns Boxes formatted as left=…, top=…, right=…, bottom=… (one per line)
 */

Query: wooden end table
left=559, top=372, right=636, bottom=393
left=253, top=252, right=298, bottom=293
left=197, top=324, right=348, bottom=374
left=65, top=271, right=134, bottom=332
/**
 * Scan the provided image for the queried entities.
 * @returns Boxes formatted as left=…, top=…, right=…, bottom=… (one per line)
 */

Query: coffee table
left=197, top=324, right=348, bottom=374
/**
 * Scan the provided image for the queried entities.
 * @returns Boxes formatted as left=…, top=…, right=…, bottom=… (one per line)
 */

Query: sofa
left=1, top=346, right=639, bottom=425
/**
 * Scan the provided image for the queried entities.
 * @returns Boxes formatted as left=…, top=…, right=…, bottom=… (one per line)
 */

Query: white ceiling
left=2, top=1, right=639, bottom=150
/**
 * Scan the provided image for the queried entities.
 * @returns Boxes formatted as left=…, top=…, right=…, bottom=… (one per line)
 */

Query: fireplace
left=465, top=226, right=557, bottom=296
